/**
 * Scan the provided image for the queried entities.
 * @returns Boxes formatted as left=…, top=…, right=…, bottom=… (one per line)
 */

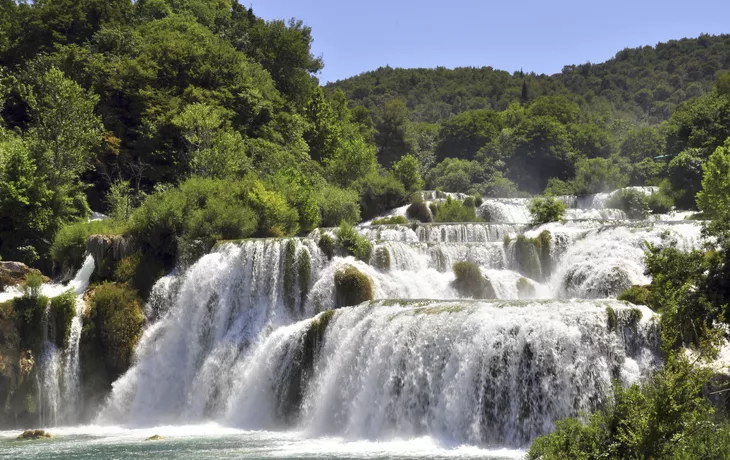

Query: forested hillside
left=330, top=34, right=730, bottom=124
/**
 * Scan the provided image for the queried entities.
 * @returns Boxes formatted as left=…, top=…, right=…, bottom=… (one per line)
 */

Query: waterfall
left=38, top=255, right=95, bottom=427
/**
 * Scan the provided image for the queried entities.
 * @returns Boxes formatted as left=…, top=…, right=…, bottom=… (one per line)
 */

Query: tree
left=435, top=109, right=503, bottom=162
left=303, top=87, right=340, bottom=163
left=392, top=154, right=424, bottom=193
left=23, top=67, right=103, bottom=190
left=374, top=98, right=414, bottom=167
left=696, top=138, right=730, bottom=217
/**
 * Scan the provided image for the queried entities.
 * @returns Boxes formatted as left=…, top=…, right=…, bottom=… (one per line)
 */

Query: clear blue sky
left=247, top=0, right=730, bottom=83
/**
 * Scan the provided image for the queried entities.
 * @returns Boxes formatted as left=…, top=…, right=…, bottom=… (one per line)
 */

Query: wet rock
left=17, top=429, right=53, bottom=440
left=145, top=434, right=164, bottom=441
left=0, top=262, right=47, bottom=291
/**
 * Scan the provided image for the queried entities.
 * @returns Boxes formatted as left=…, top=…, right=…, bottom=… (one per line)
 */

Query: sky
left=248, top=0, right=730, bottom=84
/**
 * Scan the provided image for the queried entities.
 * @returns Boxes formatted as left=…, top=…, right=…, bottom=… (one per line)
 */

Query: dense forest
left=1, top=0, right=730, bottom=456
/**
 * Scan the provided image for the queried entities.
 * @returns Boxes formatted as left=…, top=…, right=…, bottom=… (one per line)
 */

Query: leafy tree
left=392, top=154, right=424, bottom=193
left=528, top=196, right=566, bottom=225
left=572, top=157, right=628, bottom=195
left=620, top=126, right=665, bottom=162
left=22, top=67, right=102, bottom=190
left=374, top=98, right=414, bottom=167
left=435, top=109, right=503, bottom=162
left=696, top=138, right=730, bottom=217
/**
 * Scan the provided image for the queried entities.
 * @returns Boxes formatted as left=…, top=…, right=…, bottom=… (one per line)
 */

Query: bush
left=373, top=246, right=391, bottom=271
left=431, top=196, right=480, bottom=222
left=49, top=290, right=76, bottom=349
left=130, top=176, right=298, bottom=266
left=14, top=274, right=48, bottom=353
left=334, top=265, right=374, bottom=308
left=618, top=285, right=651, bottom=306
left=696, top=138, right=730, bottom=218
left=371, top=216, right=408, bottom=225
left=527, top=353, right=730, bottom=460
left=315, top=185, right=361, bottom=227
left=606, top=189, right=649, bottom=219
left=318, top=233, right=336, bottom=260
left=647, top=186, right=674, bottom=214
left=84, top=283, right=145, bottom=379
left=451, top=261, right=495, bottom=299
left=336, top=222, right=372, bottom=262
left=392, top=154, right=424, bottom=192
left=51, top=219, right=127, bottom=271
left=356, top=171, right=409, bottom=221
left=513, top=231, right=552, bottom=281
left=543, top=178, right=576, bottom=196
left=572, top=157, right=629, bottom=195
left=528, top=196, right=566, bottom=225
left=406, top=200, right=432, bottom=223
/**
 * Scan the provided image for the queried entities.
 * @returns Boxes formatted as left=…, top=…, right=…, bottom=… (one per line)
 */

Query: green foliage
left=49, top=290, right=76, bottom=349
left=334, top=265, right=373, bottom=308
left=528, top=353, right=728, bottom=460
left=374, top=98, right=415, bottom=167
left=606, top=189, right=650, bottom=219
left=572, top=157, right=628, bottom=195
left=355, top=171, right=409, bottom=221
left=435, top=109, right=503, bottom=161
left=373, top=246, right=391, bottom=271
left=513, top=231, right=552, bottom=281
left=14, top=274, right=48, bottom=353
left=696, top=138, right=730, bottom=218
left=646, top=187, right=675, bottom=214
left=528, top=196, right=566, bottom=225
left=371, top=216, right=408, bottom=226
left=315, top=185, right=361, bottom=228
left=516, top=277, right=535, bottom=299
left=51, top=219, right=127, bottom=271
left=431, top=196, right=480, bottom=223
left=426, top=158, right=483, bottom=193
left=336, top=222, right=372, bottom=262
left=618, top=285, right=651, bottom=306
left=451, top=261, right=495, bottom=299
left=84, top=282, right=145, bottom=379
left=667, top=148, right=705, bottom=209
left=317, top=233, right=335, bottom=260
left=406, top=199, right=432, bottom=223
left=391, top=154, right=424, bottom=193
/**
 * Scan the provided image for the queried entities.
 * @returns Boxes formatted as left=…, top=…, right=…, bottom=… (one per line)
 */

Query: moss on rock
left=17, top=429, right=53, bottom=440
left=516, top=277, right=536, bottom=299
left=297, top=249, right=312, bottom=313
left=452, top=261, right=496, bottom=300
left=318, top=234, right=336, bottom=260
left=334, top=265, right=374, bottom=308
left=371, top=216, right=408, bottom=225
left=618, top=285, right=651, bottom=306
left=374, top=246, right=391, bottom=271
left=284, top=240, right=297, bottom=313
left=406, top=200, right=432, bottom=223
left=49, top=290, right=76, bottom=349
left=513, top=231, right=552, bottom=281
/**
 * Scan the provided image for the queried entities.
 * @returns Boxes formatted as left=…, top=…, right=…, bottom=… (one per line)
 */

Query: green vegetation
left=516, top=277, right=536, bottom=299
left=451, top=261, right=495, bottom=299
left=49, top=290, right=76, bottom=349
left=528, top=352, right=730, bottom=460
left=335, top=222, right=372, bottom=262
left=83, top=283, right=145, bottom=380
left=528, top=196, right=566, bottom=225
left=606, top=189, right=650, bottom=219
left=371, top=216, right=408, bottom=225
left=696, top=138, right=730, bottom=218
left=512, top=231, right=552, bottom=281
left=406, top=199, right=432, bottom=223
left=14, top=274, right=48, bottom=353
left=317, top=233, right=336, bottom=260
left=430, top=196, right=480, bottom=222
left=618, top=285, right=651, bottom=306
left=373, top=246, right=391, bottom=271
left=334, top=265, right=374, bottom=308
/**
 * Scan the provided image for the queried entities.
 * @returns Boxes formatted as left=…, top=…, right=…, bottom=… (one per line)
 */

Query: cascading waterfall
left=76, top=186, right=708, bottom=449
left=38, top=255, right=95, bottom=427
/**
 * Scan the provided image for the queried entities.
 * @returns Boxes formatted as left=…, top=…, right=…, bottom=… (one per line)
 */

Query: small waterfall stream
left=38, top=255, right=95, bottom=427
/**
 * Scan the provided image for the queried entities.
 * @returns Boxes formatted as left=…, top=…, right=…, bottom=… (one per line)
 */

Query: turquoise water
left=0, top=425, right=526, bottom=459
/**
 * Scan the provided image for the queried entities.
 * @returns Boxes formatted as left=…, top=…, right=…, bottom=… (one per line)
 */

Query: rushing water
left=0, top=188, right=707, bottom=457
left=38, top=255, right=96, bottom=427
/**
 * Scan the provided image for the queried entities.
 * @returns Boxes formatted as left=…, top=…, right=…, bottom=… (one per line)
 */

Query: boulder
left=17, top=430, right=53, bottom=440
left=145, top=434, right=164, bottom=441
left=0, top=262, right=47, bottom=291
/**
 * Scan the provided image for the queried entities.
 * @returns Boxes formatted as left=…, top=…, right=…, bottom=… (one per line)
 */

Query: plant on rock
left=528, top=196, right=566, bottom=225
left=334, top=265, right=374, bottom=308
left=451, top=261, right=495, bottom=299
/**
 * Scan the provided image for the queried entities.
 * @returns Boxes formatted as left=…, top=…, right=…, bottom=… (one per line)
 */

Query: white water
left=38, top=255, right=95, bottom=427
left=6, top=186, right=708, bottom=453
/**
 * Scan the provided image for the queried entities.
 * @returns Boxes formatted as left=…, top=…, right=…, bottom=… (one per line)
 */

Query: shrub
left=606, top=189, right=649, bottom=219
left=619, top=285, right=651, bottom=306
left=513, top=231, right=552, bottom=281
left=51, top=219, right=127, bottom=271
left=543, top=177, right=576, bottom=196
left=334, top=265, right=374, bottom=308
left=336, top=222, right=372, bottom=262
left=406, top=200, right=432, bottom=223
left=527, top=353, right=730, bottom=460
left=113, top=252, right=141, bottom=284
left=696, top=138, right=730, bottom=218
left=647, top=188, right=674, bottom=214
left=432, top=196, right=480, bottom=222
left=373, top=246, right=391, bottom=271
left=452, top=261, right=495, bottom=299
left=315, top=185, right=361, bottom=228
left=392, top=154, right=424, bottom=192
left=129, top=176, right=296, bottom=266
left=14, top=274, right=48, bottom=353
left=84, top=283, right=145, bottom=379
left=572, top=157, right=629, bottom=195
left=49, top=290, right=76, bottom=349
left=318, top=233, right=336, bottom=260
left=528, top=196, right=566, bottom=225
left=355, top=171, right=409, bottom=221
left=371, top=216, right=408, bottom=225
